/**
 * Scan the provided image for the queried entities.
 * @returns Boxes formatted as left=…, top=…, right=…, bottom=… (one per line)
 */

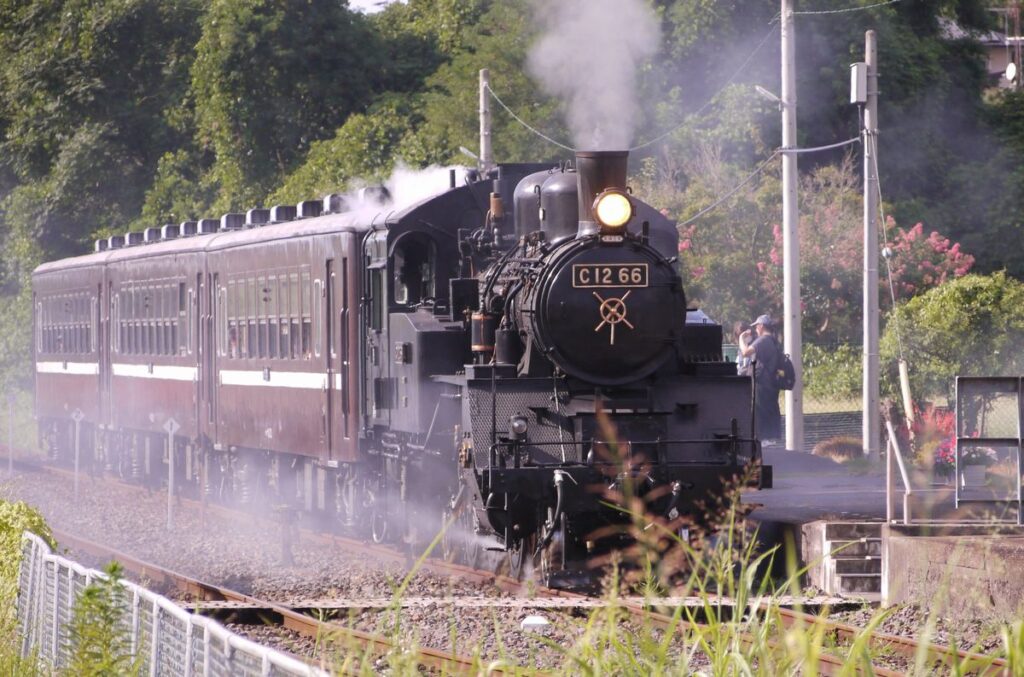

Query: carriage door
left=328, top=256, right=352, bottom=461
left=325, top=259, right=336, bottom=458
left=100, top=282, right=111, bottom=426
left=204, top=273, right=219, bottom=437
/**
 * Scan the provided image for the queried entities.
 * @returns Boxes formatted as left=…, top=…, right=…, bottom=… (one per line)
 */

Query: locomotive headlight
left=510, top=415, right=529, bottom=441
left=593, top=189, right=633, bottom=229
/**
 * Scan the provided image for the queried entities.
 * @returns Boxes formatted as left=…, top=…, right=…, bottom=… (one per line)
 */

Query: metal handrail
left=885, top=419, right=912, bottom=525
left=488, top=436, right=762, bottom=468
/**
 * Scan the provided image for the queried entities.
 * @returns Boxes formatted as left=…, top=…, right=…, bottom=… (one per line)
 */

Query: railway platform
left=747, top=446, right=1024, bottom=621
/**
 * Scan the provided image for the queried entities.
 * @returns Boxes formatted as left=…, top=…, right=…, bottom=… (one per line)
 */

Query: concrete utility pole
left=479, top=68, right=493, bottom=174
left=863, top=30, right=880, bottom=457
left=781, top=0, right=804, bottom=453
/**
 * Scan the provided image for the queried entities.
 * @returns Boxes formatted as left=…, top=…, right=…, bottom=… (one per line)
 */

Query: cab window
left=391, top=234, right=436, bottom=307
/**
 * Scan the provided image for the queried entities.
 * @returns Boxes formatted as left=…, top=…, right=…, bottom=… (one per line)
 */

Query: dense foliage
left=881, top=272, right=1024, bottom=399
left=0, top=0, right=1015, bottom=402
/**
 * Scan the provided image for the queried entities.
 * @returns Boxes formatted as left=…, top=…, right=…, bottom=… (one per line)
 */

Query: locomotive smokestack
left=575, top=150, right=628, bottom=236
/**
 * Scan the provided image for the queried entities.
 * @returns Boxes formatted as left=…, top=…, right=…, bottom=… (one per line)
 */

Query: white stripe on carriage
left=36, top=361, right=100, bottom=376
left=219, top=369, right=327, bottom=390
left=111, top=363, right=198, bottom=382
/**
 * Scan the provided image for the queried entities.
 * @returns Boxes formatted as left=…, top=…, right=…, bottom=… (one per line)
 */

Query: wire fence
left=17, top=531, right=327, bottom=676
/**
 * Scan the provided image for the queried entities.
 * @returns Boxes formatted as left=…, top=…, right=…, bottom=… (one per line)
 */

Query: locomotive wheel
left=506, top=536, right=527, bottom=580
left=538, top=512, right=566, bottom=582
left=440, top=505, right=458, bottom=562
left=457, top=501, right=481, bottom=568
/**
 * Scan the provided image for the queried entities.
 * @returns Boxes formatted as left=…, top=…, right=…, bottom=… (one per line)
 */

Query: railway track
left=9, top=456, right=1013, bottom=675
left=50, top=527, right=491, bottom=675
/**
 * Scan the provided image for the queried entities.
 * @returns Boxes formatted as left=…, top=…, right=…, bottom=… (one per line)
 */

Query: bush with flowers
left=902, top=403, right=1001, bottom=483
left=908, top=404, right=956, bottom=477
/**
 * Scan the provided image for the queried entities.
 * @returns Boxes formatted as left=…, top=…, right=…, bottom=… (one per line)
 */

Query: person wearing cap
left=738, top=314, right=783, bottom=442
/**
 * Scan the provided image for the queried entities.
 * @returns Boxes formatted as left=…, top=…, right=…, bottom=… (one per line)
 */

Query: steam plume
left=526, top=0, right=659, bottom=150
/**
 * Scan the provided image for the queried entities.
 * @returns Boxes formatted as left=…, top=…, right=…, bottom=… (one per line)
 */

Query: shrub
left=66, top=562, right=138, bottom=676
left=881, top=272, right=1024, bottom=401
left=0, top=500, right=52, bottom=674
left=0, top=500, right=54, bottom=631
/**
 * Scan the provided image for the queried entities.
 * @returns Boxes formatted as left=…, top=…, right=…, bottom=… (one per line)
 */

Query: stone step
left=825, top=522, right=884, bottom=540
left=833, top=557, right=882, bottom=575
left=827, top=538, right=882, bottom=557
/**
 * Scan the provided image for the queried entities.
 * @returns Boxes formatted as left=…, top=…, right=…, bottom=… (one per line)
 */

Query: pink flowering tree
left=883, top=220, right=975, bottom=298
left=758, top=161, right=974, bottom=345
left=640, top=153, right=973, bottom=345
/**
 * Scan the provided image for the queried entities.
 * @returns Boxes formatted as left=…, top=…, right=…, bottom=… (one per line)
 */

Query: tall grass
left=315, top=455, right=1018, bottom=676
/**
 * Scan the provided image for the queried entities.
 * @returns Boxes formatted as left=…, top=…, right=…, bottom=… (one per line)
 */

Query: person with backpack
left=738, top=314, right=785, bottom=443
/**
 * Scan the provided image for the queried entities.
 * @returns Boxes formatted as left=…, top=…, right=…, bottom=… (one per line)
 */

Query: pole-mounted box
left=850, top=62, right=868, bottom=104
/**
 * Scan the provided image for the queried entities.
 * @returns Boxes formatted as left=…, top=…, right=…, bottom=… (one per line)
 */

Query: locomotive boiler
left=32, top=147, right=768, bottom=586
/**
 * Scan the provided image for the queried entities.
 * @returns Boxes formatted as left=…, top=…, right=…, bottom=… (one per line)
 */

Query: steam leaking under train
left=32, top=149, right=770, bottom=585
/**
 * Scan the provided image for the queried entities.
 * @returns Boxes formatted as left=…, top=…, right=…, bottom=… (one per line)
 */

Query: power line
left=779, top=136, right=860, bottom=154
left=486, top=17, right=782, bottom=154
left=794, top=0, right=901, bottom=15
left=629, top=21, right=781, bottom=151
left=484, top=84, right=575, bottom=152
left=872, top=133, right=906, bottom=361
left=676, top=151, right=780, bottom=229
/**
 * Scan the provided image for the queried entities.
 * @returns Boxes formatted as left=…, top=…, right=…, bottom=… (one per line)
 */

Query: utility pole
left=863, top=30, right=880, bottom=457
left=781, top=0, right=804, bottom=453
left=479, top=68, right=493, bottom=174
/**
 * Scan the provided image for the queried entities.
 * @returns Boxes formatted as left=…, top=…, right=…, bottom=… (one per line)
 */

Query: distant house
left=939, top=15, right=1021, bottom=88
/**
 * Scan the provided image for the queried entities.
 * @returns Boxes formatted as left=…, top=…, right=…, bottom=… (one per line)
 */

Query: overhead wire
left=872, top=131, right=906, bottom=361
left=484, top=84, right=575, bottom=152
left=628, top=20, right=781, bottom=151
left=675, top=151, right=780, bottom=229
left=485, top=1, right=892, bottom=233
left=794, top=0, right=901, bottom=15
left=779, top=136, right=860, bottom=154
left=485, top=16, right=782, bottom=154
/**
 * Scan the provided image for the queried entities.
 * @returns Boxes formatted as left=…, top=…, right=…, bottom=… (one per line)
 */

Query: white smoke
left=382, top=163, right=470, bottom=210
left=342, top=163, right=470, bottom=221
left=526, top=0, right=660, bottom=150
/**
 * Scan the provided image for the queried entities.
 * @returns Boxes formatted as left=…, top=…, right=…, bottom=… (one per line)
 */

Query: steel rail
left=49, top=527, right=492, bottom=675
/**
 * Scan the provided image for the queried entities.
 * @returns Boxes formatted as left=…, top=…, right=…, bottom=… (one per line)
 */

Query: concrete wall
left=885, top=528, right=1024, bottom=621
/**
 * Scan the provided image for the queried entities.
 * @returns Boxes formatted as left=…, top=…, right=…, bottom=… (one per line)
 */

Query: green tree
left=401, top=0, right=568, bottom=166
left=191, top=0, right=383, bottom=210
left=881, top=272, right=1024, bottom=400
left=0, top=0, right=203, bottom=258
left=271, top=95, right=420, bottom=203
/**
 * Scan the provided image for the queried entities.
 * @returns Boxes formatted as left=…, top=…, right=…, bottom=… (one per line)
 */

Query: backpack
left=774, top=341, right=796, bottom=391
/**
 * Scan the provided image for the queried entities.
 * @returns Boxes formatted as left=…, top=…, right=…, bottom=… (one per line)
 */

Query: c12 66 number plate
left=571, top=263, right=649, bottom=288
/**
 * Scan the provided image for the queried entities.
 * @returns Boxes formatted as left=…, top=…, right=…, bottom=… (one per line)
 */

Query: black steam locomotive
left=33, top=148, right=768, bottom=584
